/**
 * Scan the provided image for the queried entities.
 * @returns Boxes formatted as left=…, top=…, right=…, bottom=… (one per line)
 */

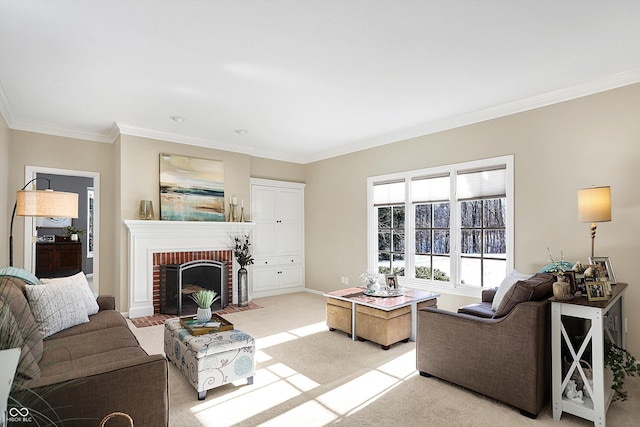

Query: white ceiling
left=1, top=1, right=639, bottom=164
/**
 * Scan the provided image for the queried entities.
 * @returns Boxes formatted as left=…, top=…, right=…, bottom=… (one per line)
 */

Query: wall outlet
left=341, top=276, right=349, bottom=285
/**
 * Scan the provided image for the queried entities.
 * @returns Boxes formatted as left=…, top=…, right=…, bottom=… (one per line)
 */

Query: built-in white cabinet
left=250, top=178, right=305, bottom=297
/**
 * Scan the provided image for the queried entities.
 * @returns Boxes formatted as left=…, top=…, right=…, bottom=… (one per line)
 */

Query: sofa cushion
left=491, top=270, right=532, bottom=311
left=494, top=273, right=554, bottom=318
left=457, top=302, right=495, bottom=318
left=0, top=276, right=44, bottom=378
left=40, top=272, right=99, bottom=316
left=25, top=281, right=90, bottom=338
left=47, top=310, right=128, bottom=340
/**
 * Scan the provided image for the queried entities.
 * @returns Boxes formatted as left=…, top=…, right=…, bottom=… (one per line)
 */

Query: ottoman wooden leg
left=247, top=376, right=254, bottom=385
left=198, top=390, right=207, bottom=400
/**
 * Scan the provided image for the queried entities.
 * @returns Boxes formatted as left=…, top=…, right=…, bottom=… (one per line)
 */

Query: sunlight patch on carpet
left=191, top=369, right=302, bottom=427
left=317, top=370, right=398, bottom=415
left=377, top=349, right=418, bottom=379
left=259, top=401, right=338, bottom=427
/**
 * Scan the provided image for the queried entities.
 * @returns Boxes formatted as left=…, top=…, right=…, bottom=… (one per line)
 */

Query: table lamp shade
left=578, top=186, right=611, bottom=223
left=16, top=189, right=79, bottom=218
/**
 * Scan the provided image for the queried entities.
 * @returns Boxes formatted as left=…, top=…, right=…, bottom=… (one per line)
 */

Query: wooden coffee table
left=325, top=287, right=439, bottom=349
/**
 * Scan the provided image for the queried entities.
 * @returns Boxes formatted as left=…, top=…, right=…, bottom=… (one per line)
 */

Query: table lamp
left=578, top=186, right=611, bottom=258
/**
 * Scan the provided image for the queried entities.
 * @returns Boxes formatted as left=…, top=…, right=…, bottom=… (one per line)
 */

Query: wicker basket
left=564, top=358, right=593, bottom=390
left=100, top=412, right=134, bottom=427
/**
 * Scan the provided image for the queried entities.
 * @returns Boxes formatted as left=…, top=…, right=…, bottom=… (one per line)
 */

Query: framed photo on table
left=589, top=256, right=616, bottom=284
left=586, top=282, right=608, bottom=301
left=385, top=274, right=399, bottom=290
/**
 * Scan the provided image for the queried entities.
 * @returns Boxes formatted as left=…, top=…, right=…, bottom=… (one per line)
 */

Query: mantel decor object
left=139, top=200, right=154, bottom=219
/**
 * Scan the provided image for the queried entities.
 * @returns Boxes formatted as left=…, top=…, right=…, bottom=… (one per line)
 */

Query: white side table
left=551, top=282, right=627, bottom=426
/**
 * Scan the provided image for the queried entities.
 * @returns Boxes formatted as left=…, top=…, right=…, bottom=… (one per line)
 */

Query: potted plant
left=232, top=234, right=254, bottom=307
left=605, top=341, right=639, bottom=401
left=65, top=226, right=85, bottom=242
left=190, top=290, right=220, bottom=323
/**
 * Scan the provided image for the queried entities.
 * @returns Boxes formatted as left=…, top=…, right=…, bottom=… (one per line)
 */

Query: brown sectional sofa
left=416, top=273, right=554, bottom=417
left=2, top=276, right=168, bottom=427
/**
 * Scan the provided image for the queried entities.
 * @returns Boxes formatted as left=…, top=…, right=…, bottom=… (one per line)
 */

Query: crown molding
left=302, top=68, right=640, bottom=164
left=115, top=123, right=257, bottom=155
left=2, top=68, right=639, bottom=164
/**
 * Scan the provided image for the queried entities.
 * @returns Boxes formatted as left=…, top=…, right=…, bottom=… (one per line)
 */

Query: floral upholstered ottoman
left=164, top=318, right=255, bottom=400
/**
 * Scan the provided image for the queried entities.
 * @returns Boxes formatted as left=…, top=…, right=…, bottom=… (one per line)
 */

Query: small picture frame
left=385, top=274, right=399, bottom=290
left=589, top=257, right=616, bottom=284
left=563, top=271, right=577, bottom=295
left=586, top=281, right=608, bottom=301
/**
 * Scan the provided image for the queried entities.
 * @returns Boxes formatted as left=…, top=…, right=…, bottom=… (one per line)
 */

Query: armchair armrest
left=482, top=287, right=497, bottom=303
left=97, top=295, right=116, bottom=311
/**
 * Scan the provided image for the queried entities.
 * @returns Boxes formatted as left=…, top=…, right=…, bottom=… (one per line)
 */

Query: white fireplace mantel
left=124, top=220, right=255, bottom=318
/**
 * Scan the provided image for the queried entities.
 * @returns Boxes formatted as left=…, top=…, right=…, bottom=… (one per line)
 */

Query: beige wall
left=304, top=83, right=640, bottom=354
left=0, top=114, right=9, bottom=265
left=6, top=130, right=117, bottom=295
left=250, top=156, right=306, bottom=184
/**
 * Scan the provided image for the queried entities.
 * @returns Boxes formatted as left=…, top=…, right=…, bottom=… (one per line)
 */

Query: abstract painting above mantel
left=159, top=153, right=225, bottom=221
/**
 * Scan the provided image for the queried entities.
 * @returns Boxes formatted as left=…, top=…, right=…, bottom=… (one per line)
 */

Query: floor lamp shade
left=16, top=189, right=79, bottom=218
left=578, top=186, right=611, bottom=223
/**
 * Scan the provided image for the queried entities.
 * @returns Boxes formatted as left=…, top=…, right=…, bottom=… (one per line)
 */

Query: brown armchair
left=416, top=273, right=554, bottom=417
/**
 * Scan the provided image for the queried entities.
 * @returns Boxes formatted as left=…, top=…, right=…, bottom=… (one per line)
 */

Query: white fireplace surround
left=124, top=220, right=255, bottom=318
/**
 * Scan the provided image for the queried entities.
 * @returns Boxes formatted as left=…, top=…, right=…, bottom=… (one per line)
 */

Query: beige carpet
left=130, top=292, right=640, bottom=427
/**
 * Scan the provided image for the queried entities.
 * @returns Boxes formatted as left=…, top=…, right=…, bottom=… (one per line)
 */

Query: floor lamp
left=578, top=186, right=611, bottom=258
left=9, top=178, right=78, bottom=266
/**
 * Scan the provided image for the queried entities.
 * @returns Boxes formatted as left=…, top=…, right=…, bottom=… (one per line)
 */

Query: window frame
left=367, top=155, right=514, bottom=298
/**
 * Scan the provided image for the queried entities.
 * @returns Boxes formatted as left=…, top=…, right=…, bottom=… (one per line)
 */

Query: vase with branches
left=232, top=234, right=254, bottom=307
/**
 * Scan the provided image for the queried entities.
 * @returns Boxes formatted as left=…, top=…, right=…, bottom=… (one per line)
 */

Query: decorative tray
left=180, top=313, right=234, bottom=335
left=363, top=288, right=404, bottom=298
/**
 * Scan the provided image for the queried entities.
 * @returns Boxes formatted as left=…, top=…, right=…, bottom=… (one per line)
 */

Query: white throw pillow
left=40, top=272, right=99, bottom=316
left=25, top=281, right=90, bottom=338
left=491, top=270, right=533, bottom=311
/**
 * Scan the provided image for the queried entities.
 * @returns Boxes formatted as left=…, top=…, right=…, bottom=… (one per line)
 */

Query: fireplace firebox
left=160, top=260, right=228, bottom=315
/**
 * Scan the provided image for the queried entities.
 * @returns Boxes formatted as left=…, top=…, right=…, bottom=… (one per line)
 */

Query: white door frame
left=23, top=166, right=100, bottom=294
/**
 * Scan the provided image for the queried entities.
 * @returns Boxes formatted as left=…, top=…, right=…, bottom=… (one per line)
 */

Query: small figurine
left=564, top=380, right=584, bottom=404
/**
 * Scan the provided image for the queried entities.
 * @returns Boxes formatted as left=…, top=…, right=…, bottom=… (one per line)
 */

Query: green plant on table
left=189, top=290, right=220, bottom=309
left=64, top=226, right=85, bottom=237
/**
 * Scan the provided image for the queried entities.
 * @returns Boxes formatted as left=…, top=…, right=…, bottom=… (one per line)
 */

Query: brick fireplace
left=124, top=220, right=255, bottom=318
left=153, top=250, right=232, bottom=314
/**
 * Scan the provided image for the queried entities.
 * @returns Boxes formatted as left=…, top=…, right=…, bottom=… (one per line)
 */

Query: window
left=367, top=156, right=513, bottom=296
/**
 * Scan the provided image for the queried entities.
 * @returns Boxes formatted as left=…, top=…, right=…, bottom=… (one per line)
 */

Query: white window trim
left=367, top=155, right=514, bottom=298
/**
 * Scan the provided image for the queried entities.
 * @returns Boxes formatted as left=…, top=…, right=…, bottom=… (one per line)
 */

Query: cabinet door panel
left=279, top=265, right=303, bottom=289
left=252, top=186, right=277, bottom=221
left=252, top=267, right=278, bottom=291
left=278, top=222, right=302, bottom=255
left=277, top=189, right=302, bottom=222
left=253, top=222, right=278, bottom=258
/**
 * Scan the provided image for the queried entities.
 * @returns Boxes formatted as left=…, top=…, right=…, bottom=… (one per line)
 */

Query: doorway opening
left=22, top=166, right=100, bottom=294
